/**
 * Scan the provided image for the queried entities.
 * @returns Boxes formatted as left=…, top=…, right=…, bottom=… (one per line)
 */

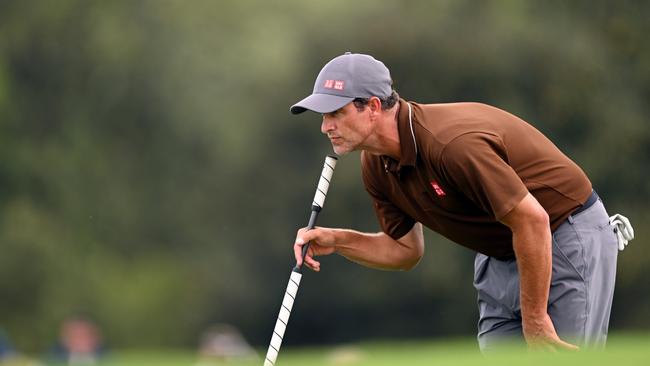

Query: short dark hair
left=352, top=90, right=399, bottom=112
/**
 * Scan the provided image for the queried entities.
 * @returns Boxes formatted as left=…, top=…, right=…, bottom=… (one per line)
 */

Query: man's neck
left=361, top=104, right=401, bottom=160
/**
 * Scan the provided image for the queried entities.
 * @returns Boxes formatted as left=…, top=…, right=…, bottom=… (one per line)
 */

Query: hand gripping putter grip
left=263, top=155, right=338, bottom=366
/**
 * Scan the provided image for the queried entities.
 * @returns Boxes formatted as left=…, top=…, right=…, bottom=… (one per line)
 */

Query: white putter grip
left=312, top=156, right=337, bottom=209
left=263, top=271, right=302, bottom=366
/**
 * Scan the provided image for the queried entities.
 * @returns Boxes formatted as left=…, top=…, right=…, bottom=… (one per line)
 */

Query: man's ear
left=368, top=97, right=382, bottom=114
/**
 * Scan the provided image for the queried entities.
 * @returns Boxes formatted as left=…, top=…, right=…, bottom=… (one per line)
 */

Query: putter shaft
left=263, top=155, right=337, bottom=366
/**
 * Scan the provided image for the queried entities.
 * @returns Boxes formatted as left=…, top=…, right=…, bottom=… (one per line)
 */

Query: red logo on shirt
left=430, top=181, right=446, bottom=196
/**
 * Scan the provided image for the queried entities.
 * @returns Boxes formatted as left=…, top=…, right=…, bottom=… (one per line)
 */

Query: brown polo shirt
left=361, top=99, right=592, bottom=258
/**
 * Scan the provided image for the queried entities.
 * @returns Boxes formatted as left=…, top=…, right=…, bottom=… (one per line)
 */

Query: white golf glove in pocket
left=609, top=214, right=634, bottom=251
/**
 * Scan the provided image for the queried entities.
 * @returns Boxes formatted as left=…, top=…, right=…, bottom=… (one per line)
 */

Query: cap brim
left=290, top=93, right=354, bottom=114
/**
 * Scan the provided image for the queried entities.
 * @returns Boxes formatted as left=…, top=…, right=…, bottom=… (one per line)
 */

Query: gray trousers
left=474, top=199, right=618, bottom=351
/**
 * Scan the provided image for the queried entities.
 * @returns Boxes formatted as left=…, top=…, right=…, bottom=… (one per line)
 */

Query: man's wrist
left=331, top=229, right=364, bottom=255
left=331, top=228, right=348, bottom=254
left=521, top=305, right=548, bottom=320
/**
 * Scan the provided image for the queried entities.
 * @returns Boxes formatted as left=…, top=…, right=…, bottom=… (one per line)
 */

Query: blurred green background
left=0, top=0, right=648, bottom=356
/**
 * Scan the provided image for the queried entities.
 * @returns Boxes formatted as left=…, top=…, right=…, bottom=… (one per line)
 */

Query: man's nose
left=321, top=116, right=333, bottom=134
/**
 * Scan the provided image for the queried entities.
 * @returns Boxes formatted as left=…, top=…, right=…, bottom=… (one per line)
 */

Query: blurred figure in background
left=0, top=328, right=16, bottom=360
left=50, top=316, right=105, bottom=365
left=194, top=324, right=257, bottom=366
left=0, top=328, right=42, bottom=366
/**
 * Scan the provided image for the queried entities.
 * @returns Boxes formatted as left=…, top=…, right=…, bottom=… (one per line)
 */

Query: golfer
left=290, top=52, right=633, bottom=351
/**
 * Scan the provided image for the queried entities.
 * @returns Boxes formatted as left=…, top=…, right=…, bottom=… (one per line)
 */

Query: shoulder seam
left=438, top=131, right=503, bottom=164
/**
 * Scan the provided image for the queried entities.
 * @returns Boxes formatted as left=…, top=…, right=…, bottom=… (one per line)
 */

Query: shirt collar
left=382, top=98, right=417, bottom=174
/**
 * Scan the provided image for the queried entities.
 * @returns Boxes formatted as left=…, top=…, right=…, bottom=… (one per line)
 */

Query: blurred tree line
left=0, top=0, right=648, bottom=352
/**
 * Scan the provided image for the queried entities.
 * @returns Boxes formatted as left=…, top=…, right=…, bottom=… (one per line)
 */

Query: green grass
left=13, top=333, right=649, bottom=366
left=263, top=334, right=650, bottom=366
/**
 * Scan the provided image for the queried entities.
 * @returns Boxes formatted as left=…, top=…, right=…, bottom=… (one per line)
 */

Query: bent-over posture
left=289, top=52, right=633, bottom=351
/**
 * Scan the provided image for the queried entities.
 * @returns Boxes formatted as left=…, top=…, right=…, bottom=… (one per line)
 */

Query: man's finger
left=293, top=230, right=313, bottom=265
left=529, top=337, right=580, bottom=353
left=553, top=338, right=579, bottom=351
left=305, top=254, right=321, bottom=272
left=294, top=229, right=322, bottom=270
left=295, top=229, right=317, bottom=248
left=542, top=343, right=557, bottom=353
left=293, top=244, right=303, bottom=266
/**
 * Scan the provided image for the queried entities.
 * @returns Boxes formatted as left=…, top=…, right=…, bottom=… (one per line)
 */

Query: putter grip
left=312, top=155, right=337, bottom=209
left=263, top=271, right=302, bottom=366
left=300, top=155, right=338, bottom=266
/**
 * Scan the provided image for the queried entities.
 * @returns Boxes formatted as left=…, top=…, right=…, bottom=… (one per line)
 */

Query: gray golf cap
left=290, top=52, right=392, bottom=114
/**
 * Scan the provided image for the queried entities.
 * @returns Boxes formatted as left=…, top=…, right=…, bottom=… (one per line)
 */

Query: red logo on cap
left=430, top=181, right=446, bottom=197
left=324, top=80, right=345, bottom=90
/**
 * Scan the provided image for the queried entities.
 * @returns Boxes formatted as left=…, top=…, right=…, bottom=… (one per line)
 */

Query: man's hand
left=294, top=227, right=337, bottom=272
left=293, top=224, right=424, bottom=272
left=523, top=312, right=579, bottom=351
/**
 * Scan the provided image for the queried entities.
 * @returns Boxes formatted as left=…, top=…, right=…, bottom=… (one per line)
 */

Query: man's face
left=321, top=102, right=371, bottom=156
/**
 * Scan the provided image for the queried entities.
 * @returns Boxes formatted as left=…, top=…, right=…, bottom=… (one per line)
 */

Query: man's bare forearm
left=513, top=220, right=552, bottom=320
left=333, top=224, right=424, bottom=271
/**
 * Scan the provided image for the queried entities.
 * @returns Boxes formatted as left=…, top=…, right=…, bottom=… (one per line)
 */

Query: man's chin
left=332, top=145, right=351, bottom=156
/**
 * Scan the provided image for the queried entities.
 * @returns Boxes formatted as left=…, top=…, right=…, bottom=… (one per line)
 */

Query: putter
left=263, top=155, right=338, bottom=366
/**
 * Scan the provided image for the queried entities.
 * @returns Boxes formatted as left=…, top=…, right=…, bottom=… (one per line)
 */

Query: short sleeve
left=440, top=133, right=528, bottom=219
left=360, top=154, right=416, bottom=239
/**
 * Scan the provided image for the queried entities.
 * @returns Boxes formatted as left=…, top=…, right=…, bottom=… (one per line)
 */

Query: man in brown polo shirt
left=289, top=52, right=631, bottom=351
